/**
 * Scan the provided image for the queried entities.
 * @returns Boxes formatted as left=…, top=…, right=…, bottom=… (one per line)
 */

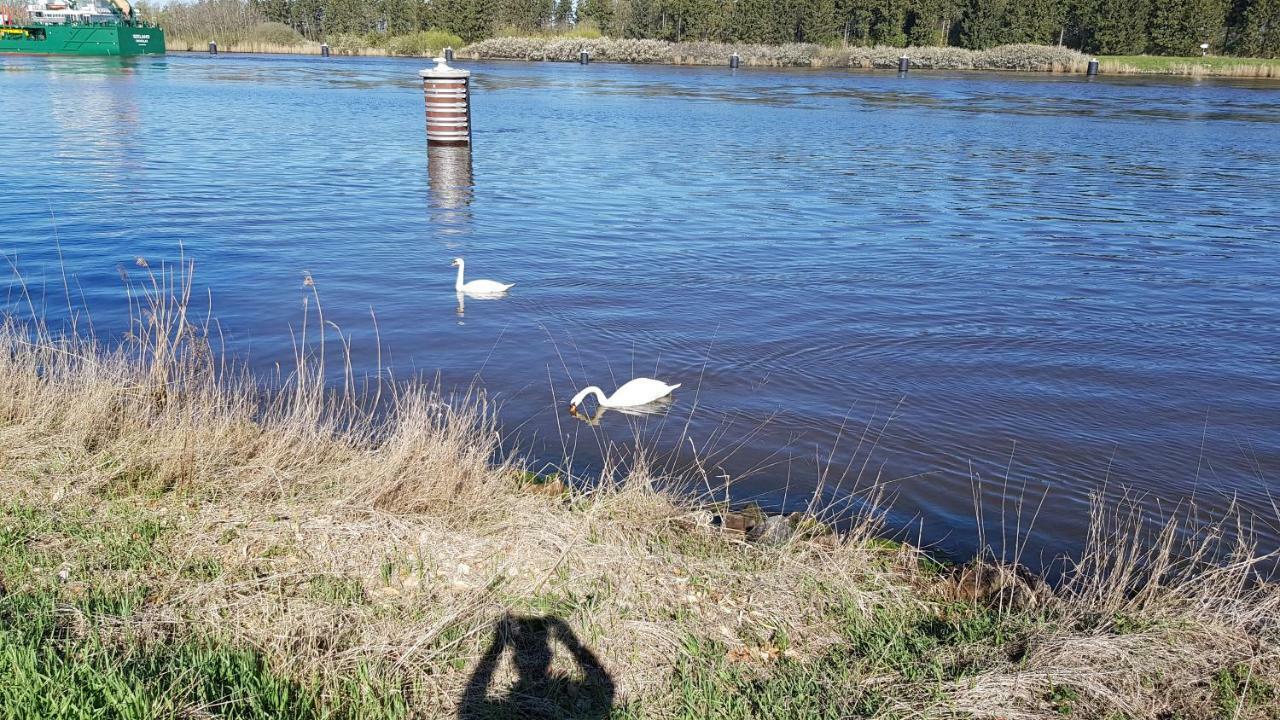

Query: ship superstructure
left=0, top=0, right=164, bottom=56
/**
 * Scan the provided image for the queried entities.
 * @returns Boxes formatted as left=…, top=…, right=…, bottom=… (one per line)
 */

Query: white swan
left=452, top=258, right=513, bottom=294
left=568, top=378, right=681, bottom=415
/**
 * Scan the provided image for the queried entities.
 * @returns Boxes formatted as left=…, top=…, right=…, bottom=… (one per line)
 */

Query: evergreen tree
left=1001, top=0, right=1063, bottom=44
left=609, top=0, right=635, bottom=35
left=497, top=0, right=550, bottom=32
left=730, top=0, right=791, bottom=43
left=370, top=0, right=415, bottom=34
left=1147, top=0, right=1228, bottom=54
left=626, top=0, right=653, bottom=37
left=322, top=0, right=368, bottom=33
left=1239, top=0, right=1280, bottom=55
left=434, top=0, right=498, bottom=39
left=835, top=0, right=871, bottom=45
left=959, top=0, right=1008, bottom=48
left=799, top=0, right=841, bottom=43
left=290, top=0, right=326, bottom=37
left=867, top=0, right=906, bottom=43
left=905, top=0, right=963, bottom=46
left=681, top=0, right=731, bottom=41
left=577, top=0, right=616, bottom=33
left=1076, top=0, right=1149, bottom=54
left=553, top=0, right=574, bottom=26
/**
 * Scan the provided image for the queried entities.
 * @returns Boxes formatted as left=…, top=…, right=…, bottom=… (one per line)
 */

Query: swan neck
left=572, top=386, right=606, bottom=407
left=454, top=262, right=464, bottom=291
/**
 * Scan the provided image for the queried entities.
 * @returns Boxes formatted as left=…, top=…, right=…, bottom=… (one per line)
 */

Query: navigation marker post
left=420, top=55, right=472, bottom=147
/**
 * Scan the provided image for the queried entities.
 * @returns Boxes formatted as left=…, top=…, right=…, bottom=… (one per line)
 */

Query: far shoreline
left=162, top=40, right=1280, bottom=79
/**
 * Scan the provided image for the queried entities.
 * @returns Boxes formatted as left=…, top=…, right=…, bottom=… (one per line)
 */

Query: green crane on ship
left=0, top=0, right=164, bottom=56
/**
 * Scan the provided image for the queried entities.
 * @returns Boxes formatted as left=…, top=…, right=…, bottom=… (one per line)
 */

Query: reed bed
left=165, top=27, right=463, bottom=56
left=461, top=38, right=1091, bottom=73
left=1, top=257, right=1277, bottom=718
left=165, top=37, right=390, bottom=55
left=1100, top=55, right=1280, bottom=78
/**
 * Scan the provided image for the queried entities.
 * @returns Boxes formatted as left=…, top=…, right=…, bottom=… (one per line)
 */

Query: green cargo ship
left=0, top=0, right=164, bottom=56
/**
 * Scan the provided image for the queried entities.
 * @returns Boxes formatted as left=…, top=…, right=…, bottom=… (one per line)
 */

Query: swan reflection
left=455, top=288, right=510, bottom=317
left=569, top=396, right=676, bottom=425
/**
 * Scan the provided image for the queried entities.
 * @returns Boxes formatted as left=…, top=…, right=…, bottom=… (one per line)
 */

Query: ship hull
left=0, top=23, right=165, bottom=56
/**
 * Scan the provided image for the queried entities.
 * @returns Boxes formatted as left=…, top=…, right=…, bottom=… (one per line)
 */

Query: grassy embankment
left=1, top=259, right=1278, bottom=719
left=1099, top=54, right=1280, bottom=78
left=164, top=32, right=1280, bottom=78
left=163, top=21, right=464, bottom=57
left=167, top=33, right=1089, bottom=73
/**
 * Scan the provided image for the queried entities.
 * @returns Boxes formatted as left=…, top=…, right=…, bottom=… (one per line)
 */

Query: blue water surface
left=2, top=53, right=1278, bottom=567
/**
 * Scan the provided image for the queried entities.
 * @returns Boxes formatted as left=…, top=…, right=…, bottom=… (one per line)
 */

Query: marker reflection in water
left=427, top=144, right=473, bottom=231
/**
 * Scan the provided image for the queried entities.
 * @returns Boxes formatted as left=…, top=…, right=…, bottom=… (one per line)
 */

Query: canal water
left=2, top=53, right=1277, bottom=568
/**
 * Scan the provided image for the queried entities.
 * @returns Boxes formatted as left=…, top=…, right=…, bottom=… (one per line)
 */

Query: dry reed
left=164, top=37, right=391, bottom=55
left=1099, top=58, right=1280, bottom=78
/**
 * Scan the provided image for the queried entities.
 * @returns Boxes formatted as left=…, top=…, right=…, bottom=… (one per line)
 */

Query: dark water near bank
left=2, top=54, right=1278, bottom=568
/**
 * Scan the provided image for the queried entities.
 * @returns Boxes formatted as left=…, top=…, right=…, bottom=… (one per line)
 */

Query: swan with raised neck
left=452, top=258, right=514, bottom=294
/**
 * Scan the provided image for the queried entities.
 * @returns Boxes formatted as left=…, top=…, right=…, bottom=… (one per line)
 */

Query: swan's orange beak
left=567, top=403, right=578, bottom=415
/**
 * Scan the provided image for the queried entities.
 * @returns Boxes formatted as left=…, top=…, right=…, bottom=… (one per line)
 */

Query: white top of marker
left=420, top=56, right=470, bottom=79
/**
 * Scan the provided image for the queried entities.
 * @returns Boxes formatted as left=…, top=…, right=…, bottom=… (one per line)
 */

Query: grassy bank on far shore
left=165, top=28, right=464, bottom=57
left=165, top=37, right=1280, bottom=78
left=1099, top=54, right=1280, bottom=78
left=2, top=261, right=1278, bottom=719
left=170, top=38, right=389, bottom=55
left=167, top=38, right=372, bottom=54
left=169, top=37, right=1089, bottom=72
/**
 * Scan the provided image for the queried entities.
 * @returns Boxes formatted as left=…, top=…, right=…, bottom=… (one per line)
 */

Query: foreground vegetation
left=2, top=259, right=1278, bottom=718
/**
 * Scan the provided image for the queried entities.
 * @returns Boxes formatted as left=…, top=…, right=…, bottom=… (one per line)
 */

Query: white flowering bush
left=977, top=44, right=1088, bottom=71
left=670, top=41, right=821, bottom=66
left=818, top=44, right=1086, bottom=71
left=464, top=38, right=1089, bottom=73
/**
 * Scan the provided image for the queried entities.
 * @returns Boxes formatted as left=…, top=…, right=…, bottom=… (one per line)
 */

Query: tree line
left=159, top=0, right=1280, bottom=57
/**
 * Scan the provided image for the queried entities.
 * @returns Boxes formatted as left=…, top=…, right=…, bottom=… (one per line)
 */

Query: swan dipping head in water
left=452, top=258, right=514, bottom=295
left=568, top=378, right=682, bottom=416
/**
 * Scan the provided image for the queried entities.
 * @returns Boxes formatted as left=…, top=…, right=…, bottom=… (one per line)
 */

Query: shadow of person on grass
left=458, top=613, right=615, bottom=719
